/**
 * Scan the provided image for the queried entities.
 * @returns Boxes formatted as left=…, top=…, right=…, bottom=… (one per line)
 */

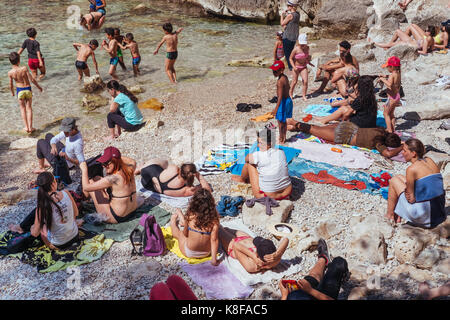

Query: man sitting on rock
left=312, top=41, right=359, bottom=96
left=231, top=128, right=292, bottom=200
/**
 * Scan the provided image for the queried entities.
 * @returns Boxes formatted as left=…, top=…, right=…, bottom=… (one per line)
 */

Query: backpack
left=130, top=214, right=166, bottom=257
left=52, top=155, right=72, bottom=186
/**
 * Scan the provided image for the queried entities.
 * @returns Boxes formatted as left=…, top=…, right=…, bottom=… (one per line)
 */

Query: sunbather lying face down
left=219, top=225, right=289, bottom=273
left=287, top=119, right=403, bottom=160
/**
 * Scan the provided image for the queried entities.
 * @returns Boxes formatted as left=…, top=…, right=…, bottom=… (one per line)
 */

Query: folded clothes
left=251, top=112, right=274, bottom=122
left=217, top=195, right=245, bottom=217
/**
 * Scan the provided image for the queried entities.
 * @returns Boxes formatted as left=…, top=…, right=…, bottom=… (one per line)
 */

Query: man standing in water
left=102, top=28, right=119, bottom=80
left=8, top=52, right=43, bottom=134
left=73, top=40, right=100, bottom=80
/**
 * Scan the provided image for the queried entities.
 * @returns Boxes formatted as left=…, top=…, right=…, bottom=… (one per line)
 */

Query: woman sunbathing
left=386, top=139, right=446, bottom=227
left=433, top=24, right=450, bottom=50
left=170, top=188, right=220, bottom=265
left=372, top=24, right=435, bottom=55
left=287, top=119, right=403, bottom=159
left=219, top=225, right=289, bottom=273
left=135, top=159, right=212, bottom=197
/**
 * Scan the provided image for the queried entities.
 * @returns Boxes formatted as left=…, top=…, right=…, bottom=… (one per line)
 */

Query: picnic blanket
left=81, top=203, right=171, bottom=242
left=220, top=219, right=304, bottom=286
left=180, top=262, right=254, bottom=299
left=303, top=105, right=387, bottom=128
left=161, top=226, right=212, bottom=264
left=288, top=157, right=390, bottom=199
left=136, top=178, right=191, bottom=209
left=229, top=142, right=302, bottom=176
left=0, top=230, right=113, bottom=273
left=287, top=137, right=374, bottom=169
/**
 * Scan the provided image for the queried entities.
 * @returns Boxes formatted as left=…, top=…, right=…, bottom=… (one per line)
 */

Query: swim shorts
left=110, top=57, right=119, bottom=66
left=275, top=97, right=293, bottom=123
left=75, top=60, right=88, bottom=70
left=166, top=51, right=178, bottom=60
left=28, top=58, right=43, bottom=70
left=117, top=48, right=123, bottom=58
left=132, top=56, right=141, bottom=66
left=16, top=87, right=32, bottom=100
left=334, top=121, right=359, bottom=145
left=97, top=8, right=106, bottom=16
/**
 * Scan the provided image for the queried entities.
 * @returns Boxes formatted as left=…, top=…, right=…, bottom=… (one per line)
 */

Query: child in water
left=118, top=33, right=141, bottom=76
left=102, top=28, right=119, bottom=80
left=114, top=28, right=127, bottom=71
left=154, top=23, right=183, bottom=83
left=273, top=31, right=284, bottom=62
left=17, top=28, right=46, bottom=81
left=378, top=56, right=402, bottom=133
left=8, top=52, right=43, bottom=134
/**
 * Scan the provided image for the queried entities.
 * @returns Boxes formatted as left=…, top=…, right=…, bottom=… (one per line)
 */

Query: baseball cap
left=60, top=117, right=76, bottom=132
left=382, top=56, right=401, bottom=68
left=276, top=31, right=283, bottom=37
left=298, top=33, right=308, bottom=45
left=270, top=60, right=285, bottom=71
left=97, top=146, right=121, bottom=163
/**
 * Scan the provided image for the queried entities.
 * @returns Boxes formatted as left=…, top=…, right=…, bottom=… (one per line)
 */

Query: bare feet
left=302, top=95, right=308, bottom=102
left=9, top=224, right=24, bottom=234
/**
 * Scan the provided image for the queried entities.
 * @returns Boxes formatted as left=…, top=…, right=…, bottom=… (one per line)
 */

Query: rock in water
left=9, top=137, right=38, bottom=150
left=129, top=85, right=146, bottom=94
left=81, top=75, right=105, bottom=93
left=82, top=94, right=109, bottom=111
left=227, top=56, right=273, bottom=68
left=138, top=98, right=164, bottom=111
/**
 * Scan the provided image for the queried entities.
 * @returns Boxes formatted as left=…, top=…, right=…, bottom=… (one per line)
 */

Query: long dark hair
left=36, top=172, right=62, bottom=230
left=180, top=163, right=197, bottom=187
left=107, top=80, right=138, bottom=104
left=186, top=188, right=219, bottom=233
left=356, top=75, right=377, bottom=116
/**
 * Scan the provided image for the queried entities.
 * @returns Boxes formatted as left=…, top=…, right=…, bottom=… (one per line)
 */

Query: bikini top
left=158, top=174, right=186, bottom=192
left=434, top=33, right=442, bottom=45
left=295, top=52, right=307, bottom=60
left=188, top=226, right=211, bottom=236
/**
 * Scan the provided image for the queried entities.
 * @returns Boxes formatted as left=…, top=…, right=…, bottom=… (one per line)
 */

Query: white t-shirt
left=50, top=132, right=85, bottom=168
left=250, top=148, right=291, bottom=193
left=47, top=191, right=79, bottom=246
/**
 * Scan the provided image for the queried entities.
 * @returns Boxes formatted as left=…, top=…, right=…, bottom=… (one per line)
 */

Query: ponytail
left=36, top=172, right=62, bottom=230
left=107, top=80, right=138, bottom=104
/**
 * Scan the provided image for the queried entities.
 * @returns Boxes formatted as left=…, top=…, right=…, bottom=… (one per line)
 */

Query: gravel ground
left=0, top=42, right=449, bottom=300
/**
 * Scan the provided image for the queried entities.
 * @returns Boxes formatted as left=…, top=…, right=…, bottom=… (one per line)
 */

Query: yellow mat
left=161, top=227, right=212, bottom=264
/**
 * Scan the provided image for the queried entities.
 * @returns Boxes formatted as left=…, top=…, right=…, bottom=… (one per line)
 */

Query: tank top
left=47, top=191, right=78, bottom=246
left=276, top=44, right=284, bottom=59
left=282, top=11, right=300, bottom=42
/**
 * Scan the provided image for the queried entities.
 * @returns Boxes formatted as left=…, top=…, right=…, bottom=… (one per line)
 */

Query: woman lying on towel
left=135, top=159, right=212, bottom=197
left=80, top=147, right=142, bottom=224
left=219, top=225, right=289, bottom=273
left=232, top=128, right=293, bottom=200
left=288, top=119, right=403, bottom=159
left=9, top=172, right=82, bottom=250
left=386, top=139, right=446, bottom=228
left=170, top=188, right=220, bottom=265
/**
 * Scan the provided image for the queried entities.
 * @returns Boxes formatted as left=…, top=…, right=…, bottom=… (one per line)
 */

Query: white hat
left=298, top=33, right=308, bottom=45
left=287, top=0, right=299, bottom=6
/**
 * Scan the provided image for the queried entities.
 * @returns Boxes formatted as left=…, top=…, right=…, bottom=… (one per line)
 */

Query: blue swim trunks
left=132, top=56, right=141, bottom=66
left=110, top=57, right=119, bottom=66
left=276, top=97, right=293, bottom=123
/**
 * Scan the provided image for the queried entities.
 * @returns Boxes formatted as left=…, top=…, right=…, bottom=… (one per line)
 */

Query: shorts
left=334, top=121, right=359, bottom=145
left=16, top=87, right=32, bottom=100
left=117, top=48, right=123, bottom=58
left=28, top=58, right=43, bottom=70
left=97, top=8, right=106, bottom=16
left=75, top=60, right=88, bottom=70
left=110, top=57, right=119, bottom=66
left=132, top=56, right=141, bottom=66
left=166, top=51, right=178, bottom=60
left=276, top=97, right=293, bottom=123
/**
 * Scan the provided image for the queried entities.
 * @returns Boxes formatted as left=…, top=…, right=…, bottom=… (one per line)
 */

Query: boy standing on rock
left=270, top=60, right=292, bottom=145
left=153, top=23, right=183, bottom=83
left=73, top=40, right=100, bottom=81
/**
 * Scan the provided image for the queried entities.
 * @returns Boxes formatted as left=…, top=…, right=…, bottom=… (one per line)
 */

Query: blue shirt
left=114, top=93, right=144, bottom=125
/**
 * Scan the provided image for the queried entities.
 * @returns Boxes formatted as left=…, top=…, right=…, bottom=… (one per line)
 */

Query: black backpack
left=52, top=156, right=72, bottom=186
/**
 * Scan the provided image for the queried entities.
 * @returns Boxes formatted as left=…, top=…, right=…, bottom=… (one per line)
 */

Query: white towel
left=136, top=179, right=191, bottom=209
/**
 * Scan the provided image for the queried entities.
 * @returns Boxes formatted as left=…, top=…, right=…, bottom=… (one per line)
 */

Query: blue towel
left=229, top=142, right=301, bottom=176
left=414, top=174, right=445, bottom=202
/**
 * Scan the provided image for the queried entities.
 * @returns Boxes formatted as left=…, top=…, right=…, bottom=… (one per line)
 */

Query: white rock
left=393, top=224, right=439, bottom=264
left=413, top=247, right=441, bottom=270
left=315, top=219, right=342, bottom=240
left=9, top=138, right=38, bottom=150
left=388, top=264, right=434, bottom=282
left=349, top=232, right=388, bottom=265
left=242, top=200, right=293, bottom=228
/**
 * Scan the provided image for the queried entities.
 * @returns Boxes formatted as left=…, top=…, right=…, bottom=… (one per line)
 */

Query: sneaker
left=317, top=238, right=330, bottom=266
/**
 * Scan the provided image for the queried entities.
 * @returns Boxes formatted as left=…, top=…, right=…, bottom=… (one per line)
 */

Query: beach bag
left=52, top=156, right=72, bottom=186
left=130, top=214, right=166, bottom=257
left=86, top=154, right=104, bottom=179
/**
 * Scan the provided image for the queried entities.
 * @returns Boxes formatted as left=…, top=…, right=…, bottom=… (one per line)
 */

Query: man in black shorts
left=279, top=239, right=349, bottom=300
left=73, top=40, right=99, bottom=80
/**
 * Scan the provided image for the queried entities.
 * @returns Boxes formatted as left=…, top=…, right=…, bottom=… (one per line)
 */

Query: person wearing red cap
left=377, top=56, right=402, bottom=133
left=270, top=60, right=292, bottom=144
left=79, top=146, right=142, bottom=224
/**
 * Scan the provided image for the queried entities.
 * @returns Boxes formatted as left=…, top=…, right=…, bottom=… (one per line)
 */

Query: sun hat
left=382, top=56, right=401, bottom=68
left=287, top=0, right=299, bottom=6
left=60, top=117, right=76, bottom=132
left=298, top=33, right=308, bottom=45
left=270, top=60, right=285, bottom=72
left=97, top=146, right=122, bottom=163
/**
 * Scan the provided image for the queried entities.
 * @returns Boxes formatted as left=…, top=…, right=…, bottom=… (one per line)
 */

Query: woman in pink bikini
left=289, top=34, right=314, bottom=101
left=219, top=225, right=289, bottom=273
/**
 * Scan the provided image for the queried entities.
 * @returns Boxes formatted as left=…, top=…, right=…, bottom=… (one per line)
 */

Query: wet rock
left=242, top=200, right=293, bottom=228
left=349, top=232, right=388, bottom=265
left=197, top=29, right=231, bottom=36
left=129, top=85, right=146, bottom=94
left=138, top=98, right=164, bottom=111
left=227, top=56, right=273, bottom=68
left=9, top=138, right=38, bottom=150
left=81, top=75, right=105, bottom=93
left=393, top=224, right=439, bottom=264
left=81, top=94, right=109, bottom=112
left=131, top=4, right=160, bottom=15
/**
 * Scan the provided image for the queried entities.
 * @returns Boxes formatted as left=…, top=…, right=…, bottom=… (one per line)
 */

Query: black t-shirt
left=22, top=39, right=41, bottom=59
left=349, top=97, right=377, bottom=128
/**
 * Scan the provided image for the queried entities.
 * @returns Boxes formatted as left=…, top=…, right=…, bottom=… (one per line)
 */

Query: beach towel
left=0, top=230, right=113, bottom=273
left=229, top=142, right=301, bottom=176
left=288, top=157, right=390, bottom=199
left=180, top=262, right=254, bottom=299
left=161, top=226, right=212, bottom=264
left=81, top=203, right=171, bottom=242
left=195, top=143, right=252, bottom=176
left=287, top=137, right=374, bottom=169
left=220, top=219, right=304, bottom=286
left=136, top=179, right=191, bottom=209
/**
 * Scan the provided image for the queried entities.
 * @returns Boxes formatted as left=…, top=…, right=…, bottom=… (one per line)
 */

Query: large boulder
left=81, top=94, right=109, bottom=112
left=351, top=43, right=376, bottom=63
left=314, top=219, right=342, bottom=240
left=9, top=137, right=38, bottom=150
left=402, top=91, right=450, bottom=121
left=386, top=43, right=419, bottom=61
left=350, top=215, right=394, bottom=240
left=242, top=200, right=293, bottom=228
left=349, top=232, right=388, bottom=265
left=81, top=75, right=105, bottom=93
left=388, top=264, right=434, bottom=282
left=413, top=247, right=442, bottom=270
left=406, top=0, right=450, bottom=28
left=393, top=224, right=439, bottom=264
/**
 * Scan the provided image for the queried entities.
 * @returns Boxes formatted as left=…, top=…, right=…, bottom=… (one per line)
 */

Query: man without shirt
left=73, top=40, right=99, bottom=80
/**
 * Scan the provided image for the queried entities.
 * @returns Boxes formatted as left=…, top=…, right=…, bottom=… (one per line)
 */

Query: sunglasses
left=102, top=161, right=111, bottom=167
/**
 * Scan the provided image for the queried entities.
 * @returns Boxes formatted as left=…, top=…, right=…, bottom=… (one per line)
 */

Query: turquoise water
left=0, top=0, right=279, bottom=142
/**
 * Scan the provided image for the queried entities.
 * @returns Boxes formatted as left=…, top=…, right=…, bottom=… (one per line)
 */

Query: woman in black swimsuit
left=135, top=159, right=212, bottom=197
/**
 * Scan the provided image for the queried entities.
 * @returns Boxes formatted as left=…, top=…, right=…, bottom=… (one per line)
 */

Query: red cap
left=382, top=56, right=401, bottom=68
left=270, top=60, right=285, bottom=71
left=97, top=146, right=121, bottom=163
